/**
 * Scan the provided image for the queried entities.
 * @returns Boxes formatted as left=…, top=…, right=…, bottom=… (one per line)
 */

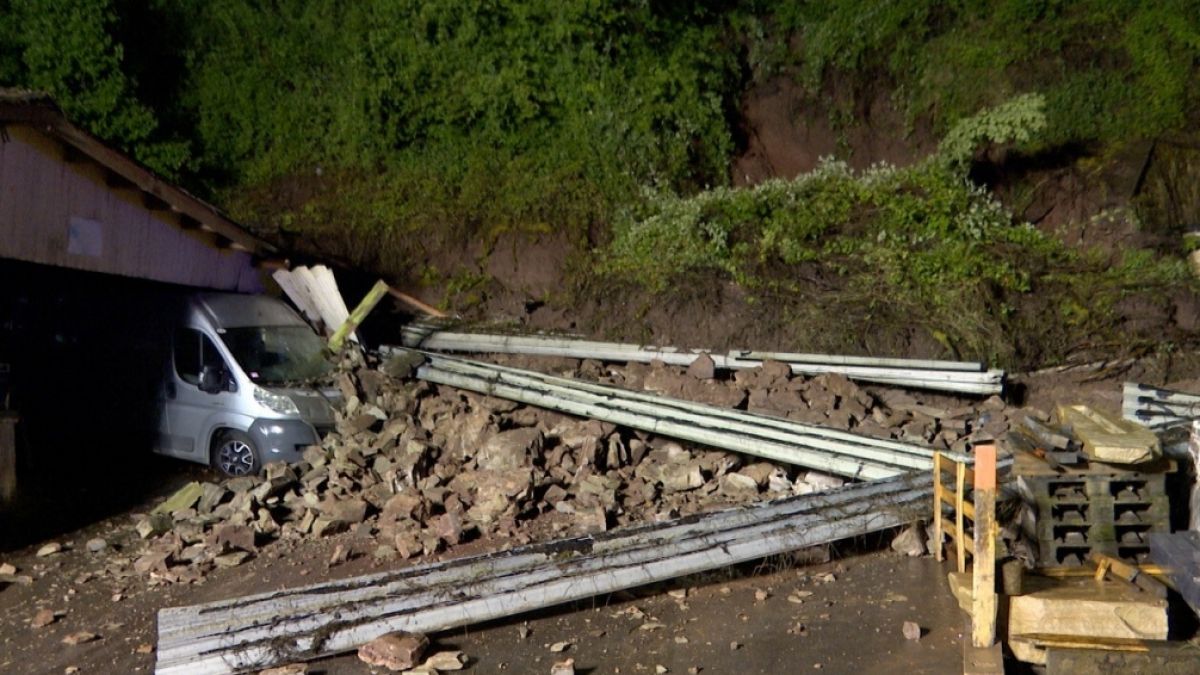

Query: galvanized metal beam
left=396, top=328, right=1004, bottom=395
left=419, top=365, right=905, bottom=479
left=155, top=473, right=932, bottom=674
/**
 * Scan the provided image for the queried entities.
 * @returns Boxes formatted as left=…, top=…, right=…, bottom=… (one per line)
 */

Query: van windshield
left=219, top=326, right=333, bottom=385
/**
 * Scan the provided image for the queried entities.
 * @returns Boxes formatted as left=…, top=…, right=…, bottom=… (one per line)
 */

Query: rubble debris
left=152, top=482, right=204, bottom=515
left=258, top=665, right=308, bottom=675
left=35, top=542, right=62, bottom=557
left=356, top=632, right=429, bottom=672
left=418, top=354, right=949, bottom=480
left=0, top=562, right=16, bottom=575
left=902, top=621, right=922, bottom=641
left=60, top=346, right=1017, bottom=593
left=31, top=608, right=58, bottom=628
left=549, top=641, right=572, bottom=653
left=85, top=538, right=107, bottom=553
left=890, top=524, right=927, bottom=557
left=61, top=631, right=99, bottom=645
left=154, top=472, right=932, bottom=673
left=550, top=657, right=576, bottom=675
left=422, top=650, right=466, bottom=670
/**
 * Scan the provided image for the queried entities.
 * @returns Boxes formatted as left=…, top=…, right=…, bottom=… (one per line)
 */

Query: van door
left=159, top=328, right=238, bottom=460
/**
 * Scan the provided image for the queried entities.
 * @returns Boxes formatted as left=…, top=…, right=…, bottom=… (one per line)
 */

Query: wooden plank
left=1036, top=565, right=1172, bottom=579
left=156, top=474, right=932, bottom=674
left=1013, top=633, right=1150, bottom=652
left=271, top=269, right=323, bottom=326
left=971, top=443, right=997, bottom=649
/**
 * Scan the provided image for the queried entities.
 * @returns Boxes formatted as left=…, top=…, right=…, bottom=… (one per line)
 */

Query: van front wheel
left=212, top=430, right=261, bottom=477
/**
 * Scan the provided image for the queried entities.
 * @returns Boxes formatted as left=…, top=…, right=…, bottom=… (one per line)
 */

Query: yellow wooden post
left=956, top=461, right=967, bottom=573
left=328, top=280, right=389, bottom=353
left=933, top=452, right=944, bottom=562
left=972, top=442, right=998, bottom=648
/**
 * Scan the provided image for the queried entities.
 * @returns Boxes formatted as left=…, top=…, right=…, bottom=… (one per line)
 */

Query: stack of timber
left=155, top=472, right=933, bottom=675
left=398, top=324, right=1005, bottom=395
left=415, top=354, right=960, bottom=481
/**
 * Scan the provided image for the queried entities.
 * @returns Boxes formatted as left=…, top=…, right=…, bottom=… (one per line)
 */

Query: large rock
left=476, top=428, right=543, bottom=470
left=357, top=632, right=429, bottom=672
left=686, top=354, right=716, bottom=380
left=318, top=497, right=369, bottom=524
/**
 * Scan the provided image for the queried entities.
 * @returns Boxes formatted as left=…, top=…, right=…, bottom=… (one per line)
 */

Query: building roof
left=0, top=89, right=274, bottom=257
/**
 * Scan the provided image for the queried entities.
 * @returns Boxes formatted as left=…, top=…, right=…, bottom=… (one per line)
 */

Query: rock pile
left=118, top=354, right=1027, bottom=582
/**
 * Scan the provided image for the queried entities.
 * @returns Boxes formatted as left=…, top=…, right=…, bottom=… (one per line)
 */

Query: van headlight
left=254, top=386, right=299, bottom=415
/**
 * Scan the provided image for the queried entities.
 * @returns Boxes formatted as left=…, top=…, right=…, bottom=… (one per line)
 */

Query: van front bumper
left=247, top=418, right=320, bottom=464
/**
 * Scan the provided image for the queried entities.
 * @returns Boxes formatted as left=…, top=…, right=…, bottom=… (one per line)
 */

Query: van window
left=174, top=328, right=227, bottom=386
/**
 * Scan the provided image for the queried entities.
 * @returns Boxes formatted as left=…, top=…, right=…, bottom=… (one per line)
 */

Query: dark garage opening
left=0, top=258, right=210, bottom=550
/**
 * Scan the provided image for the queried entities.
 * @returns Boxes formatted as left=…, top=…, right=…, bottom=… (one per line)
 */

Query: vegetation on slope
left=1, top=0, right=1198, bottom=363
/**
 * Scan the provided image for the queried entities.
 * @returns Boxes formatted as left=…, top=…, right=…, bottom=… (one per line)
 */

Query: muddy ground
left=2, top=353, right=1199, bottom=675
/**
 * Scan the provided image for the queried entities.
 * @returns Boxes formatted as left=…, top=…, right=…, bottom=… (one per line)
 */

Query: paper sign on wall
left=67, top=216, right=103, bottom=257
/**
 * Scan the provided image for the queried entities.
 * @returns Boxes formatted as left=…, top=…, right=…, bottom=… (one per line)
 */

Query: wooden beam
left=933, top=452, right=944, bottom=562
left=971, top=442, right=997, bottom=649
left=329, top=280, right=390, bottom=353
left=388, top=286, right=446, bottom=318
left=155, top=472, right=934, bottom=674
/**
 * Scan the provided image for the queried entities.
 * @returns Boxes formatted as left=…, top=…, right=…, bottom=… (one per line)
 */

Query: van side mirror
left=199, top=364, right=231, bottom=394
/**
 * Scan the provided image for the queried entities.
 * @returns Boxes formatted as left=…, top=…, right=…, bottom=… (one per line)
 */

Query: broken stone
left=213, top=551, right=251, bottom=568
left=890, top=524, right=927, bottom=558
left=685, top=354, right=716, bottom=380
left=423, top=650, right=466, bottom=670
left=62, top=631, right=99, bottom=646
left=759, top=360, right=793, bottom=383
left=86, top=538, right=107, bottom=553
left=550, top=657, right=576, bottom=675
left=36, top=542, right=62, bottom=557
left=549, top=641, right=572, bottom=653
left=258, top=664, right=308, bottom=675
left=133, top=551, right=171, bottom=575
left=214, top=523, right=257, bottom=553
left=152, top=481, right=204, bottom=515
left=357, top=632, right=429, bottom=672
left=902, top=621, right=922, bottom=641
left=32, top=608, right=58, bottom=628
left=659, top=463, right=704, bottom=493
left=0, top=562, right=14, bottom=575
left=136, top=513, right=173, bottom=539
left=476, top=428, right=542, bottom=470
left=317, top=497, right=369, bottom=524
left=801, top=471, right=844, bottom=491
left=311, top=517, right=348, bottom=537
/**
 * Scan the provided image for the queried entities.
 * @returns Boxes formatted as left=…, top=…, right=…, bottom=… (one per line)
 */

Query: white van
left=154, top=293, right=340, bottom=476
